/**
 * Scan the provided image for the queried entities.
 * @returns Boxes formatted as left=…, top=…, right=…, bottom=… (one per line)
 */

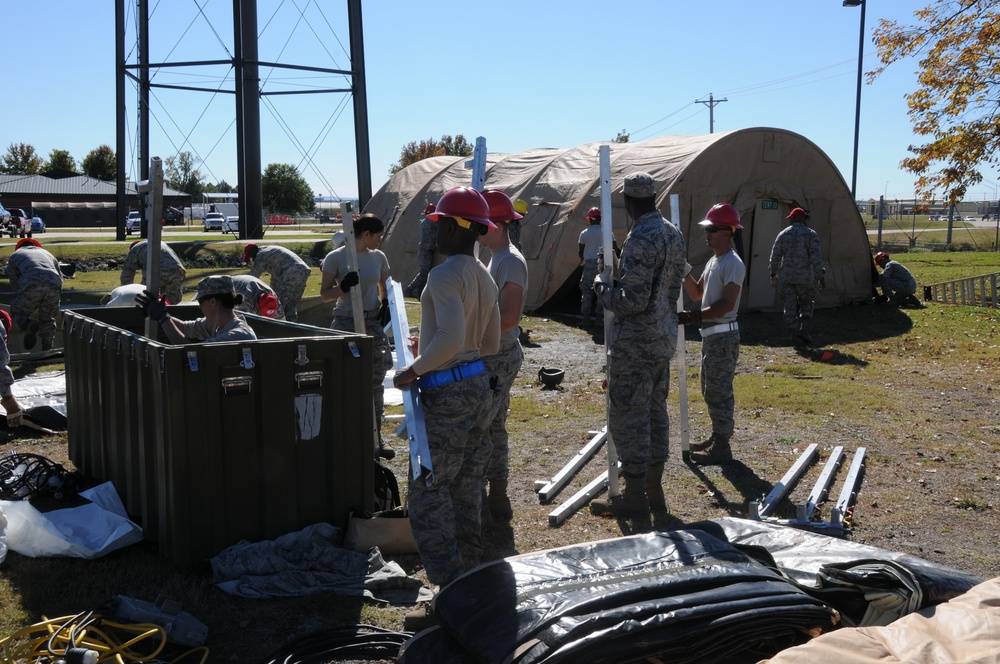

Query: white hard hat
left=332, top=230, right=345, bottom=248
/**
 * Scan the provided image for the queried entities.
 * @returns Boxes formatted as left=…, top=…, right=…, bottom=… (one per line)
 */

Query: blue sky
left=6, top=0, right=999, bottom=204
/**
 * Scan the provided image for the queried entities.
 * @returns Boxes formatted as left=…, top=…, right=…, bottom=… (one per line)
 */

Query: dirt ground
left=2, top=302, right=997, bottom=662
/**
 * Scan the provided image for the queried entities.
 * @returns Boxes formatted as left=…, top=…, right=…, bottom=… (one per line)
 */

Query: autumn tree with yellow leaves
left=872, top=0, right=1000, bottom=204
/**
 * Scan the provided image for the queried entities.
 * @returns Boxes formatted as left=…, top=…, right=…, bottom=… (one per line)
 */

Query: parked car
left=223, top=216, right=240, bottom=234
left=126, top=211, right=142, bottom=235
left=7, top=208, right=33, bottom=238
left=962, top=215, right=976, bottom=221
left=204, top=212, right=225, bottom=231
left=30, top=216, right=46, bottom=233
left=0, top=203, right=10, bottom=226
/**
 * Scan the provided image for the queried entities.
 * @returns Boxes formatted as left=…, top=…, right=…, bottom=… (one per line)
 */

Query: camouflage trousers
left=273, top=271, right=309, bottom=322
left=780, top=282, right=816, bottom=330
left=483, top=341, right=524, bottom=481
left=158, top=272, right=184, bottom=305
left=700, top=331, right=740, bottom=437
left=332, top=310, right=394, bottom=437
left=408, top=372, right=492, bottom=586
left=12, top=283, right=60, bottom=348
left=607, top=354, right=670, bottom=477
left=579, top=260, right=602, bottom=318
left=406, top=249, right=435, bottom=297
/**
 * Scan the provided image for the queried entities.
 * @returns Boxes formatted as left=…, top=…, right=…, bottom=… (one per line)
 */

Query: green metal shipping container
left=62, top=306, right=375, bottom=566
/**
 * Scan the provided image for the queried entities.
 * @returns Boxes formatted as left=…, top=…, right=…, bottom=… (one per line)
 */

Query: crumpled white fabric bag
left=2, top=481, right=142, bottom=559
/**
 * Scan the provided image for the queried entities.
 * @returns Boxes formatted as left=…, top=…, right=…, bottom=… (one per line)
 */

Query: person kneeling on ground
left=874, top=252, right=921, bottom=308
left=136, top=275, right=257, bottom=343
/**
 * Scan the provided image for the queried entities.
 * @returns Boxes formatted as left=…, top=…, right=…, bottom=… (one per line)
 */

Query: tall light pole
left=843, top=0, right=866, bottom=201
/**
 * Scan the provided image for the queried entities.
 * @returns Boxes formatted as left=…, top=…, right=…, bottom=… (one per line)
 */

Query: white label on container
left=294, top=394, right=322, bottom=441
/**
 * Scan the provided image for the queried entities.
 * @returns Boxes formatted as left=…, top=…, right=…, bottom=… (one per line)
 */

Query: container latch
left=347, top=341, right=360, bottom=358
left=295, top=371, right=323, bottom=389
left=295, top=344, right=309, bottom=366
left=222, top=376, right=252, bottom=395
left=186, top=350, right=199, bottom=372
left=240, top=348, right=255, bottom=369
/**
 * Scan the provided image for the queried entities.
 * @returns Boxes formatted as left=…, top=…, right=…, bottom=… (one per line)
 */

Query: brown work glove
left=677, top=309, right=703, bottom=326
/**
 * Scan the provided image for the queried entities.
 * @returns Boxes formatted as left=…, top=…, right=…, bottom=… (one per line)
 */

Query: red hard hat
left=257, top=292, right=279, bottom=318
left=874, top=251, right=889, bottom=263
left=787, top=207, right=807, bottom=221
left=15, top=238, right=41, bottom=250
left=699, top=203, right=744, bottom=229
left=482, top=189, right=522, bottom=223
left=423, top=203, right=436, bottom=215
left=427, top=187, right=497, bottom=229
left=586, top=207, right=601, bottom=221
left=0, top=310, right=11, bottom=334
left=243, top=243, right=259, bottom=265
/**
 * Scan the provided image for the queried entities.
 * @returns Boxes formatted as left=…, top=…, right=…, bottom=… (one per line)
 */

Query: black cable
left=0, top=452, right=79, bottom=501
left=260, top=624, right=411, bottom=664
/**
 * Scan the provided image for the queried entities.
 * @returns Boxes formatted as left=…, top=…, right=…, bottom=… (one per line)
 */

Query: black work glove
left=677, top=309, right=703, bottom=326
left=377, top=297, right=391, bottom=327
left=136, top=290, right=169, bottom=323
left=340, top=271, right=360, bottom=292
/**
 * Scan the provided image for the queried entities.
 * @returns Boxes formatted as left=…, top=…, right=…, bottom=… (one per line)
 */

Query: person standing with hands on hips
left=392, top=187, right=500, bottom=632
left=588, top=172, right=687, bottom=527
left=679, top=204, right=746, bottom=466
left=320, top=213, right=395, bottom=460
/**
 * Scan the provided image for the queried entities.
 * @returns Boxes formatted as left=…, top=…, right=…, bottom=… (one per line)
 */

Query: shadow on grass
left=683, top=458, right=774, bottom=518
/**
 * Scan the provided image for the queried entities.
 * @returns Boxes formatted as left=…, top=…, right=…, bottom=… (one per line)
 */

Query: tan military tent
left=365, top=128, right=872, bottom=312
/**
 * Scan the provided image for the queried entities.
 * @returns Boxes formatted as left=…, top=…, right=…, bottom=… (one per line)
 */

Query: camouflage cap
left=195, top=275, right=235, bottom=301
left=623, top=172, right=656, bottom=198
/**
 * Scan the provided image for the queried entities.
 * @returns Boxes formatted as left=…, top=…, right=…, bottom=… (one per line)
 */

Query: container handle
left=295, top=371, right=323, bottom=389
left=222, top=376, right=252, bottom=395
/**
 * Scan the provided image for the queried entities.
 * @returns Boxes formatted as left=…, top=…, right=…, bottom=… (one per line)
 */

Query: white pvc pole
left=670, top=194, right=690, bottom=459
left=598, top=145, right=619, bottom=497
left=340, top=201, right=365, bottom=335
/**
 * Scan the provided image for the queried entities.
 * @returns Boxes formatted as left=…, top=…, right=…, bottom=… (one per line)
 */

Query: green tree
left=872, top=1, right=1000, bottom=203
left=45, top=149, right=77, bottom=173
left=261, top=163, right=312, bottom=214
left=81, top=145, right=117, bottom=181
left=164, top=151, right=206, bottom=200
left=389, top=133, right=474, bottom=175
left=1, top=143, right=44, bottom=174
left=614, top=129, right=630, bottom=143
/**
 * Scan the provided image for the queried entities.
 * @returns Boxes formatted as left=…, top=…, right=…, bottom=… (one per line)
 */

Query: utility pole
left=695, top=93, right=727, bottom=134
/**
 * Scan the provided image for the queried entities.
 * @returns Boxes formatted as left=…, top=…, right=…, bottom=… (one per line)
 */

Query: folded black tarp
left=397, top=529, right=839, bottom=664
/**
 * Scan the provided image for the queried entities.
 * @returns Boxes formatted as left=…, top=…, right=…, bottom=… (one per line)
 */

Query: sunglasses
left=704, top=227, right=727, bottom=234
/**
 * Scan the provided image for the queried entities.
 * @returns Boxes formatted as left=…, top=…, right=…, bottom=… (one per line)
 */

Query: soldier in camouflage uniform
left=578, top=207, right=604, bottom=326
left=589, top=173, right=687, bottom=524
left=679, top=204, right=747, bottom=465
left=230, top=274, right=280, bottom=317
left=7, top=239, right=63, bottom=352
left=320, top=214, right=395, bottom=459
left=393, top=187, right=500, bottom=630
left=405, top=204, right=438, bottom=297
left=478, top=190, right=528, bottom=526
left=120, top=240, right=187, bottom=305
left=244, top=243, right=311, bottom=322
left=874, top=252, right=920, bottom=307
left=768, top=207, right=825, bottom=345
left=0, top=310, right=25, bottom=426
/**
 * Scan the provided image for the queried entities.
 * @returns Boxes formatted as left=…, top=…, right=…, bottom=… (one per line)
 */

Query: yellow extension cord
left=0, top=613, right=209, bottom=664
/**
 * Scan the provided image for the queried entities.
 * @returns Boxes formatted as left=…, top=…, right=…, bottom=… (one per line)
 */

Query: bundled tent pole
left=340, top=200, right=366, bottom=334
left=534, top=428, right=607, bottom=504
left=796, top=445, right=844, bottom=523
left=830, top=447, right=866, bottom=530
left=598, top=145, right=619, bottom=499
left=548, top=462, right=619, bottom=527
left=466, top=136, right=487, bottom=191
left=670, top=194, right=690, bottom=460
left=750, top=443, right=818, bottom=519
left=386, top=278, right=432, bottom=482
left=137, top=157, right=163, bottom=339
